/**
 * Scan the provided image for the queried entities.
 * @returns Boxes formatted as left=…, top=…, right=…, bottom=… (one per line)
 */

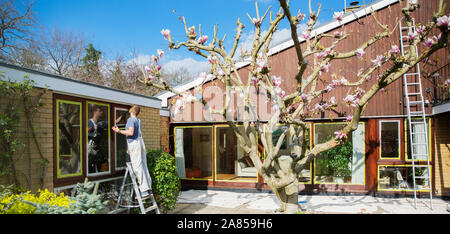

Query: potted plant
left=320, top=140, right=353, bottom=183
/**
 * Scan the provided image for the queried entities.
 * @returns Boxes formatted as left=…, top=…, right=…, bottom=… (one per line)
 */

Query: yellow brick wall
left=434, top=112, right=450, bottom=197
left=139, top=106, right=161, bottom=151
left=0, top=87, right=54, bottom=193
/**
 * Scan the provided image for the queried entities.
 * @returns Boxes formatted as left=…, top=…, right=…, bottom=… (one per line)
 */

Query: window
left=405, top=118, right=431, bottom=161
left=86, top=102, right=110, bottom=176
left=215, top=125, right=257, bottom=182
left=114, top=108, right=130, bottom=170
left=379, top=120, right=401, bottom=159
left=270, top=124, right=312, bottom=184
left=314, top=123, right=365, bottom=185
left=174, top=126, right=213, bottom=180
left=378, top=165, right=431, bottom=191
left=56, top=100, right=83, bottom=178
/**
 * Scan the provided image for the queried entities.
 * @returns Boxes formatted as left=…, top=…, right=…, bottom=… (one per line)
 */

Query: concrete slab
left=171, top=189, right=450, bottom=214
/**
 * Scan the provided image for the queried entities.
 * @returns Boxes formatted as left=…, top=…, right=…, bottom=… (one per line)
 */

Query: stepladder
left=399, top=18, right=433, bottom=210
left=113, top=162, right=160, bottom=214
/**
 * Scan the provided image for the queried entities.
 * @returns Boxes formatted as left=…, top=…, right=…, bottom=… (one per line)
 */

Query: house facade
left=161, top=0, right=450, bottom=197
left=0, top=62, right=170, bottom=193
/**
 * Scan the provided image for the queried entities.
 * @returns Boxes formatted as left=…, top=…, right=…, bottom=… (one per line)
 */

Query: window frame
left=404, top=118, right=432, bottom=162
left=379, top=120, right=401, bottom=160
left=377, top=164, right=432, bottom=192
left=174, top=125, right=214, bottom=181
left=86, top=101, right=111, bottom=177
left=312, top=122, right=366, bottom=185
left=55, top=99, right=83, bottom=179
left=114, top=107, right=129, bottom=171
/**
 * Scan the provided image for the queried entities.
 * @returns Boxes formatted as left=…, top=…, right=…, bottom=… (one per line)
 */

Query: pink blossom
left=157, top=65, right=162, bottom=71
left=280, top=90, right=286, bottom=98
left=356, top=48, right=365, bottom=58
left=407, top=31, right=417, bottom=42
left=207, top=55, right=216, bottom=64
left=145, top=66, right=152, bottom=73
left=197, top=35, right=208, bottom=44
left=161, top=29, right=171, bottom=40
left=343, top=94, right=359, bottom=107
left=444, top=79, right=450, bottom=87
left=319, top=62, right=330, bottom=74
left=345, top=115, right=353, bottom=122
left=152, top=55, right=158, bottom=63
left=147, top=74, right=154, bottom=81
left=251, top=76, right=258, bottom=85
left=436, top=15, right=449, bottom=28
left=256, top=59, right=268, bottom=73
left=416, top=25, right=426, bottom=34
left=334, top=131, right=347, bottom=140
left=301, top=31, right=310, bottom=40
left=330, top=96, right=336, bottom=105
left=423, top=37, right=435, bottom=48
left=371, top=55, right=386, bottom=67
left=251, top=18, right=261, bottom=25
left=390, top=45, right=400, bottom=54
left=157, top=49, right=164, bottom=58
left=299, top=93, right=308, bottom=101
left=271, top=76, right=282, bottom=87
left=188, top=26, right=196, bottom=35
left=433, top=33, right=442, bottom=42
left=317, top=48, right=331, bottom=59
left=333, top=31, right=344, bottom=37
left=333, top=11, right=344, bottom=21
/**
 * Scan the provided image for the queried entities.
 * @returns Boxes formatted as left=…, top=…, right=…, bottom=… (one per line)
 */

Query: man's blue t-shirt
left=125, top=117, right=141, bottom=143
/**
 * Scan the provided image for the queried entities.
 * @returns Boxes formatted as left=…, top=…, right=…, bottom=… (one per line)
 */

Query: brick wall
left=160, top=115, right=170, bottom=152
left=0, top=87, right=54, bottom=193
left=139, top=106, right=161, bottom=151
left=434, top=112, right=450, bottom=197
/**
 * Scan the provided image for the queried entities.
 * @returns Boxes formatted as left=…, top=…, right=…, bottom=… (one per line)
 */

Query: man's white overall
left=127, top=119, right=152, bottom=193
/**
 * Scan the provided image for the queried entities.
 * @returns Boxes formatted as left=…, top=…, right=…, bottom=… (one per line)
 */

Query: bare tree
left=142, top=0, right=448, bottom=213
left=39, top=26, right=86, bottom=77
left=0, top=0, right=36, bottom=61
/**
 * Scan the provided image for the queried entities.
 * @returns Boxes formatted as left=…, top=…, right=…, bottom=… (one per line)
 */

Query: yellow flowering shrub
left=0, top=189, right=74, bottom=214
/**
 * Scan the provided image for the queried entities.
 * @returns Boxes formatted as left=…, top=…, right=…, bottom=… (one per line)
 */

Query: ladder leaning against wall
left=398, top=19, right=433, bottom=210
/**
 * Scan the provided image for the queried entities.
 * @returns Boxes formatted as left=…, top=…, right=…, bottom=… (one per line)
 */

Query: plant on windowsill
left=320, top=140, right=353, bottom=182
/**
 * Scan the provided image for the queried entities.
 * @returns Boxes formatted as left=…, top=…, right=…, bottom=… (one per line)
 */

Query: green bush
left=146, top=149, right=181, bottom=213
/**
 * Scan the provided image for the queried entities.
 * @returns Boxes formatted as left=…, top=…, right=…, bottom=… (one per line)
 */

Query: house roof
left=156, top=0, right=399, bottom=107
left=0, top=62, right=161, bottom=109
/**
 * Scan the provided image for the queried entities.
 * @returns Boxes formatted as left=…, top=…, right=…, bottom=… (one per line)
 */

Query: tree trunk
left=275, top=180, right=299, bottom=213
left=275, top=155, right=299, bottom=214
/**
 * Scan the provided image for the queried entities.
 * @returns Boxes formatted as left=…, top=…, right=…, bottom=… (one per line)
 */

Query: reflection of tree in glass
left=59, top=103, right=81, bottom=174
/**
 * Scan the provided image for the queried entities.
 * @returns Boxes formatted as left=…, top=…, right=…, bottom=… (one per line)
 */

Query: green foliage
left=82, top=43, right=102, bottom=74
left=321, top=140, right=353, bottom=177
left=146, top=149, right=181, bottom=213
left=0, top=180, right=108, bottom=214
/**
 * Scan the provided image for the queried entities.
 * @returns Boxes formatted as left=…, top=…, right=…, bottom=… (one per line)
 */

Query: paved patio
left=168, top=189, right=450, bottom=214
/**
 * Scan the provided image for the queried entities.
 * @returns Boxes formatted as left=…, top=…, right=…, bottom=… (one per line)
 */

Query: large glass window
left=271, top=124, right=312, bottom=184
left=314, top=123, right=365, bottom=184
left=215, top=126, right=257, bottom=182
left=56, top=100, right=83, bottom=178
left=174, top=127, right=213, bottom=180
left=379, top=120, right=401, bottom=159
left=114, top=108, right=130, bottom=170
left=378, top=165, right=431, bottom=191
left=87, top=102, right=110, bottom=175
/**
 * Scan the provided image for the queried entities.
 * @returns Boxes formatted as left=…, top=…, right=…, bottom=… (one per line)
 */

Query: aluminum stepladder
left=114, top=162, right=160, bottom=214
left=399, top=19, right=432, bottom=210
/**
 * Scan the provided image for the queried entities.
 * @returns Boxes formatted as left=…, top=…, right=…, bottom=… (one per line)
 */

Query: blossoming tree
left=142, top=0, right=449, bottom=213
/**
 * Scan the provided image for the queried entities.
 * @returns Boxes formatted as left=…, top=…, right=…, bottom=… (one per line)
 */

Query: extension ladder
left=113, top=162, right=160, bottom=214
left=398, top=19, right=432, bottom=210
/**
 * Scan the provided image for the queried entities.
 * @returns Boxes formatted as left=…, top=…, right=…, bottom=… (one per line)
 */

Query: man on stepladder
left=112, top=105, right=152, bottom=199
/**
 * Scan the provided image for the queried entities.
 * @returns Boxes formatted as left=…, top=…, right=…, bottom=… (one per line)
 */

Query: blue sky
left=32, top=0, right=358, bottom=75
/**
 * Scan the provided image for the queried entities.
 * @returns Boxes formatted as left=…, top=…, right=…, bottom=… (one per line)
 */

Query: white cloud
left=161, top=57, right=210, bottom=76
left=127, top=54, right=154, bottom=65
